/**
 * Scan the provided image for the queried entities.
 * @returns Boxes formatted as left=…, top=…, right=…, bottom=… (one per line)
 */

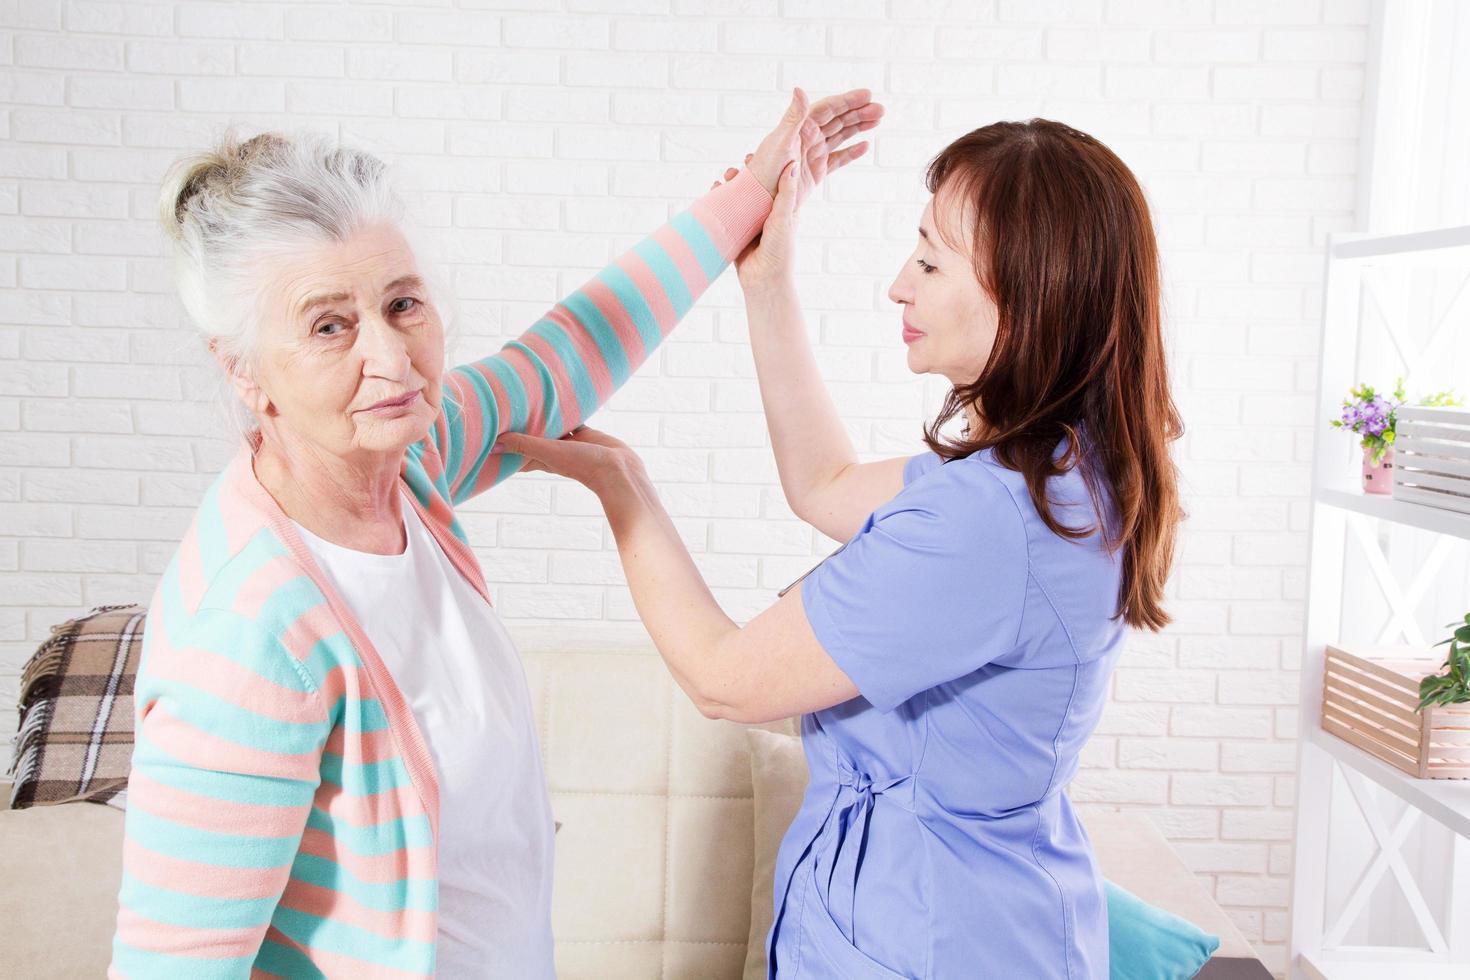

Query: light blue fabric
left=1105, top=881, right=1220, bottom=980
left=770, top=446, right=1125, bottom=979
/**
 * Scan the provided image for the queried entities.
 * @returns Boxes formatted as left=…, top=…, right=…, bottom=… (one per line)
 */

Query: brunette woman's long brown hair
left=922, top=119, right=1182, bottom=631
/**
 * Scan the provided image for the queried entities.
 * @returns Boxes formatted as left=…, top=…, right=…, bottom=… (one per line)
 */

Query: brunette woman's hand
left=493, top=426, right=650, bottom=507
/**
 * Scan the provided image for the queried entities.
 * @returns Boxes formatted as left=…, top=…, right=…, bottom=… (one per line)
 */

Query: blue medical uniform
left=768, top=447, right=1124, bottom=979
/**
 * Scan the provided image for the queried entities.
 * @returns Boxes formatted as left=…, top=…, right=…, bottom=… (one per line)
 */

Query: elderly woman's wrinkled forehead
left=260, top=222, right=424, bottom=326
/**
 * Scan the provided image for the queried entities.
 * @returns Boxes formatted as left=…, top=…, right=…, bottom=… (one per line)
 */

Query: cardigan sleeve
left=430, top=168, right=772, bottom=504
left=110, top=607, right=331, bottom=979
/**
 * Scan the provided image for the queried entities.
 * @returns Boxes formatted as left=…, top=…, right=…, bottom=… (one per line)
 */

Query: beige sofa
left=2, top=625, right=1262, bottom=978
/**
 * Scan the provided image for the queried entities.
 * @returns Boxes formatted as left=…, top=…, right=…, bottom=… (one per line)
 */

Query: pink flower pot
left=1362, top=446, right=1394, bottom=495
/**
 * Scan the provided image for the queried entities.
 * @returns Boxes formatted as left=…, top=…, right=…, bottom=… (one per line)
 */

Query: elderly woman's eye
left=390, top=296, right=418, bottom=314
left=316, top=320, right=347, bottom=337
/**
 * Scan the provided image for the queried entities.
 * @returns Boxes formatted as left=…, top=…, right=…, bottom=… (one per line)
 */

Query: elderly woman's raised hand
left=722, top=88, right=883, bottom=292
left=740, top=87, right=883, bottom=203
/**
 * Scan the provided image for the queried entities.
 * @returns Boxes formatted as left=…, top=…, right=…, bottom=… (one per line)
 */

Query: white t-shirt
left=293, top=492, right=554, bottom=979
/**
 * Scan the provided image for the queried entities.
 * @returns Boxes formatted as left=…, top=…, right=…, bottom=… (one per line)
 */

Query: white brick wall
left=0, top=2, right=1373, bottom=973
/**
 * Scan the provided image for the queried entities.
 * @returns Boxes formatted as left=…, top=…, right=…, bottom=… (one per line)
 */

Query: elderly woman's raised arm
left=430, top=172, right=772, bottom=504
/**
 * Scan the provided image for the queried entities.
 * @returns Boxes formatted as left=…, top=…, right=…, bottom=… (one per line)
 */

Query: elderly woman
left=111, top=90, right=881, bottom=979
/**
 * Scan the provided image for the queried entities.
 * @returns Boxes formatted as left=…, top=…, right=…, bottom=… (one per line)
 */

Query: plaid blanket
left=8, top=604, right=143, bottom=809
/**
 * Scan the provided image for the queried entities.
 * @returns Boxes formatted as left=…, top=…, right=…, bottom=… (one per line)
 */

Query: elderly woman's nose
left=356, top=314, right=413, bottom=379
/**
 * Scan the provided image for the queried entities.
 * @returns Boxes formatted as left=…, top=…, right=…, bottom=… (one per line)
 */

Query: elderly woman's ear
left=208, top=337, right=271, bottom=418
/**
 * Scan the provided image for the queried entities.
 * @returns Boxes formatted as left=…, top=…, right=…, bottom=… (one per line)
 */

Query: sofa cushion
left=0, top=789, right=125, bottom=978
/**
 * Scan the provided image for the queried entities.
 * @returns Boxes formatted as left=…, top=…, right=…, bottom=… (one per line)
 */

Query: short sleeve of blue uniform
left=801, top=452, right=1029, bottom=713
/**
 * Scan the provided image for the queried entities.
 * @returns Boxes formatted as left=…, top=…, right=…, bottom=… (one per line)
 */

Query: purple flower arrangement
left=1331, top=379, right=1459, bottom=464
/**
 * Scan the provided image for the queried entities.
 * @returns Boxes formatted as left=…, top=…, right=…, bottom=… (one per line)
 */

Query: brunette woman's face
left=886, top=192, right=999, bottom=388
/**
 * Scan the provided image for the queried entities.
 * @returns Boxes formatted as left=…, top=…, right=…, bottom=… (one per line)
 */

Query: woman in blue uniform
left=500, top=106, right=1182, bottom=979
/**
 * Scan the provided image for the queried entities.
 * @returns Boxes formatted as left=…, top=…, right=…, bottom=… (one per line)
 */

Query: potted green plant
left=1419, top=614, right=1470, bottom=710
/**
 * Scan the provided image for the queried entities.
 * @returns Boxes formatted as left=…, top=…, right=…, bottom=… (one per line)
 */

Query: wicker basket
left=1322, top=645, right=1470, bottom=779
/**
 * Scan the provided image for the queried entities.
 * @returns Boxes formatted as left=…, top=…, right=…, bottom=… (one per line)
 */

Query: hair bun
left=158, top=149, right=227, bottom=242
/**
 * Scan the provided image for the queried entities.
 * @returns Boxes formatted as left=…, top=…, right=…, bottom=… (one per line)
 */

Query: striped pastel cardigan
left=110, top=172, right=771, bottom=978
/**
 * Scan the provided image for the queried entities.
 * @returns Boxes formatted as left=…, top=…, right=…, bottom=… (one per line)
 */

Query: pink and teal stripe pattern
left=111, top=172, right=770, bottom=978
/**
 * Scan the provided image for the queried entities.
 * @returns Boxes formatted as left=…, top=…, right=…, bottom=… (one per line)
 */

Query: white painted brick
left=125, top=40, right=234, bottom=75
left=16, top=34, right=124, bottom=71
left=829, top=25, right=933, bottom=59
left=500, top=516, right=604, bottom=551
left=1046, top=27, right=1152, bottom=62
left=1094, top=703, right=1171, bottom=737
left=0, top=503, right=73, bottom=537
left=612, top=19, right=717, bottom=52
left=0, top=70, right=65, bottom=106
left=20, top=255, right=128, bottom=291
left=1174, top=842, right=1269, bottom=874
left=1221, top=809, right=1295, bottom=841
left=177, top=79, right=285, bottom=113
left=237, top=43, right=345, bottom=78
left=72, top=435, right=193, bottom=472
left=1263, top=28, right=1367, bottom=63
left=65, top=2, right=173, bottom=35
left=710, top=519, right=809, bottom=556
left=934, top=26, right=1044, bottom=60
left=1214, top=66, right=1318, bottom=100
left=394, top=11, right=501, bottom=46
left=1217, top=673, right=1300, bottom=706
left=671, top=55, right=776, bottom=91
left=1114, top=668, right=1216, bottom=703
left=1215, top=875, right=1289, bottom=908
left=1260, top=104, right=1360, bottom=138
left=1104, top=65, right=1206, bottom=99
left=401, top=85, right=506, bottom=121
left=564, top=52, right=668, bottom=89
left=23, top=398, right=132, bottom=433
left=1253, top=176, right=1356, bottom=212
left=1220, top=741, right=1299, bottom=774
left=502, top=15, right=609, bottom=50
left=1117, top=738, right=1217, bottom=771
left=0, top=218, right=71, bottom=254
left=4, top=573, right=85, bottom=606
left=722, top=21, right=823, bottom=55
left=1321, top=67, right=1364, bottom=100
left=23, top=539, right=136, bottom=572
left=1152, top=29, right=1259, bottom=62
left=177, top=4, right=285, bottom=40
left=1152, top=103, right=1256, bottom=138
left=68, top=76, right=174, bottom=110
left=285, top=8, right=393, bottom=43
left=1068, top=771, right=1169, bottom=805
left=1146, top=808, right=1220, bottom=840
left=454, top=50, right=561, bottom=86
left=1108, top=0, right=1211, bottom=24
left=346, top=48, right=454, bottom=83
left=1172, top=773, right=1273, bottom=807
left=19, top=110, right=123, bottom=153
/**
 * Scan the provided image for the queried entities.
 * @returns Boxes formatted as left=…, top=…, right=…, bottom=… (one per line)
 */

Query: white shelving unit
left=1291, top=225, right=1470, bottom=979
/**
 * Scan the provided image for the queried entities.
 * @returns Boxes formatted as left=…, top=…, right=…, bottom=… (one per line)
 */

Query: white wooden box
left=1393, top=404, right=1470, bottom=515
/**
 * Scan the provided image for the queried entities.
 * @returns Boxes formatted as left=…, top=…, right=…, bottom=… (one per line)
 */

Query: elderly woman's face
left=248, top=223, right=443, bottom=460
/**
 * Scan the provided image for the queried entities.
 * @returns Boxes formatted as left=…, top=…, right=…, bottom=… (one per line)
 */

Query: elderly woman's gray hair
left=159, top=131, right=404, bottom=369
